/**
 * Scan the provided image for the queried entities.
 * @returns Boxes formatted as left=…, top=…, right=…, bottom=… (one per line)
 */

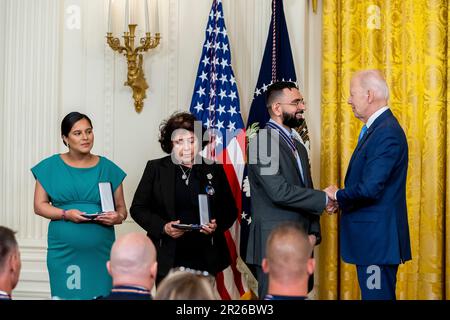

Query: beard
left=282, top=111, right=305, bottom=128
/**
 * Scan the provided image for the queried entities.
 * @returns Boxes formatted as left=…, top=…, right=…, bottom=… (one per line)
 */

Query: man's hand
left=324, top=185, right=339, bottom=200
left=324, top=185, right=340, bottom=214
left=326, top=199, right=339, bottom=214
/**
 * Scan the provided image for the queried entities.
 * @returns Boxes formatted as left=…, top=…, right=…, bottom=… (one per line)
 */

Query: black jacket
left=130, top=156, right=237, bottom=278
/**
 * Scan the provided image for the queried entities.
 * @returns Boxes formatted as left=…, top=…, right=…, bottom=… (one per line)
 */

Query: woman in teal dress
left=31, top=112, right=127, bottom=300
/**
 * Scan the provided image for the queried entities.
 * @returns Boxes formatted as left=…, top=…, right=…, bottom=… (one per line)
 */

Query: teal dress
left=31, top=154, right=126, bottom=300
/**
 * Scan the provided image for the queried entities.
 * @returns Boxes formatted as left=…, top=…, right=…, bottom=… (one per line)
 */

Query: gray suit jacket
left=245, top=126, right=326, bottom=266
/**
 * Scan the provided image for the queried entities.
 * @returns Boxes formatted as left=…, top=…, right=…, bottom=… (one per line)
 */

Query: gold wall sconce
left=106, top=0, right=160, bottom=113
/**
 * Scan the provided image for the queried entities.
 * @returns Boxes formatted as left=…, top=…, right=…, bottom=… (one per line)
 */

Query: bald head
left=264, top=223, right=313, bottom=283
left=109, top=233, right=156, bottom=278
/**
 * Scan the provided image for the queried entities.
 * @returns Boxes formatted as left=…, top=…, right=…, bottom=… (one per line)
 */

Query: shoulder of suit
left=144, top=156, right=173, bottom=171
left=371, top=121, right=406, bottom=145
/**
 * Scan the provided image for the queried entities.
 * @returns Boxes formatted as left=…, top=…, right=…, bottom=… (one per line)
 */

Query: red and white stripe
left=214, top=130, right=248, bottom=299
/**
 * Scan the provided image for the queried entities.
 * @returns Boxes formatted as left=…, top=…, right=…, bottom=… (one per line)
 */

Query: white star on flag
left=219, top=74, right=228, bottom=84
left=227, top=121, right=236, bottom=131
left=220, top=59, right=229, bottom=69
left=228, top=106, right=237, bottom=116
left=196, top=86, right=205, bottom=97
left=217, top=105, right=226, bottom=115
left=229, top=74, right=236, bottom=85
left=199, top=71, right=208, bottom=82
left=216, top=120, right=225, bottom=130
left=218, top=89, right=227, bottom=100
left=194, top=102, right=204, bottom=113
left=221, top=43, right=229, bottom=53
left=202, top=57, right=210, bottom=66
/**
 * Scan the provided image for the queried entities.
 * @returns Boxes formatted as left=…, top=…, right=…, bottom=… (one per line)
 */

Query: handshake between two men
left=323, top=185, right=339, bottom=214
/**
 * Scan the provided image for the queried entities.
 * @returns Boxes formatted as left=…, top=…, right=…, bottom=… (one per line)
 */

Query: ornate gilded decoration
left=106, top=24, right=160, bottom=113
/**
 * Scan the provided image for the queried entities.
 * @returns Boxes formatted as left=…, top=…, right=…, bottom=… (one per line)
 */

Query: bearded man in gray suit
left=246, top=81, right=335, bottom=298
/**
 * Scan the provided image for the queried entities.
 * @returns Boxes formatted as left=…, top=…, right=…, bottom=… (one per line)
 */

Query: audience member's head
left=155, top=267, right=216, bottom=300
left=107, top=232, right=157, bottom=291
left=0, top=226, right=21, bottom=298
left=262, top=222, right=314, bottom=298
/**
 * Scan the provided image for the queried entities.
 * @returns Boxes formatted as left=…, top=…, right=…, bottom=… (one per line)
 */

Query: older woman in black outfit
left=130, top=112, right=237, bottom=283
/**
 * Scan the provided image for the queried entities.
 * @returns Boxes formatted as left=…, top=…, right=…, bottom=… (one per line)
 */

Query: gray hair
left=357, top=69, right=390, bottom=101
left=0, top=226, right=18, bottom=272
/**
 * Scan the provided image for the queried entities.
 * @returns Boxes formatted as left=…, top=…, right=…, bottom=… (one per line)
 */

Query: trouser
left=356, top=264, right=399, bottom=300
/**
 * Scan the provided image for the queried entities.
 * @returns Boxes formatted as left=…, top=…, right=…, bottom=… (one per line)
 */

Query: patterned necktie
left=358, top=125, right=368, bottom=142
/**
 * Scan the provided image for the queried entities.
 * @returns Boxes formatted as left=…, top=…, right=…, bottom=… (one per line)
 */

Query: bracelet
left=61, top=210, right=66, bottom=221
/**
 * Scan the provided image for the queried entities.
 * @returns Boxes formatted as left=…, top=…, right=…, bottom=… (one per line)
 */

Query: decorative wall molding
left=1, top=0, right=60, bottom=238
left=103, top=27, right=115, bottom=160
left=167, top=0, right=179, bottom=115
left=1, top=0, right=61, bottom=300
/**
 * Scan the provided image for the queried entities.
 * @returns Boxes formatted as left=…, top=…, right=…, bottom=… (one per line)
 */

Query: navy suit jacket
left=336, top=109, right=412, bottom=265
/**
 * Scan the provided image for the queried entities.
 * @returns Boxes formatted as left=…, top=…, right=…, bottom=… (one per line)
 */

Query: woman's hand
left=164, top=220, right=186, bottom=239
left=64, top=209, right=90, bottom=223
left=200, top=219, right=217, bottom=235
left=94, top=211, right=125, bottom=226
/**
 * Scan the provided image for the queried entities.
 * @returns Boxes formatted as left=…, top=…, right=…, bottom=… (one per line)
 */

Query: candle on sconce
left=154, top=0, right=159, bottom=33
left=145, top=0, right=150, bottom=32
left=125, top=0, right=129, bottom=30
left=107, top=0, right=112, bottom=33
left=130, top=0, right=136, bottom=25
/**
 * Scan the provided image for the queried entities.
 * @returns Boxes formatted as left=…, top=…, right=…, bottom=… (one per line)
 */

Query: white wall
left=0, top=0, right=322, bottom=299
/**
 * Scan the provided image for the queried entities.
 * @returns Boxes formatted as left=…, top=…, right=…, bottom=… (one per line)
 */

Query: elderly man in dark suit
left=325, top=70, right=411, bottom=300
left=246, top=82, right=334, bottom=298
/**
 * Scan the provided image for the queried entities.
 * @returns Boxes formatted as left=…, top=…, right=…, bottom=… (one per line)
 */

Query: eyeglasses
left=277, top=99, right=306, bottom=107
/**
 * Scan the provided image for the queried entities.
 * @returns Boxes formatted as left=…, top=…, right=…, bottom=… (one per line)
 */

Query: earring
left=67, top=143, right=70, bottom=148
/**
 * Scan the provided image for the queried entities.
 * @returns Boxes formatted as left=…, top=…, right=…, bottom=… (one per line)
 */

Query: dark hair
left=158, top=112, right=199, bottom=154
left=0, top=226, right=18, bottom=272
left=61, top=112, right=93, bottom=146
left=265, top=81, right=299, bottom=109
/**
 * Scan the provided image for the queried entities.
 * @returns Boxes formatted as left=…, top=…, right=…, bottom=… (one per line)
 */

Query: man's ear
left=150, top=262, right=158, bottom=280
left=262, top=258, right=269, bottom=274
left=307, top=258, right=315, bottom=276
left=271, top=103, right=281, bottom=117
left=106, top=261, right=112, bottom=276
left=13, top=250, right=21, bottom=272
left=367, top=89, right=375, bottom=104
left=8, top=250, right=21, bottom=289
left=7, top=253, right=14, bottom=271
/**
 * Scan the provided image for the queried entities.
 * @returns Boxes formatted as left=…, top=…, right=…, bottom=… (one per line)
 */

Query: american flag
left=189, top=0, right=249, bottom=299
